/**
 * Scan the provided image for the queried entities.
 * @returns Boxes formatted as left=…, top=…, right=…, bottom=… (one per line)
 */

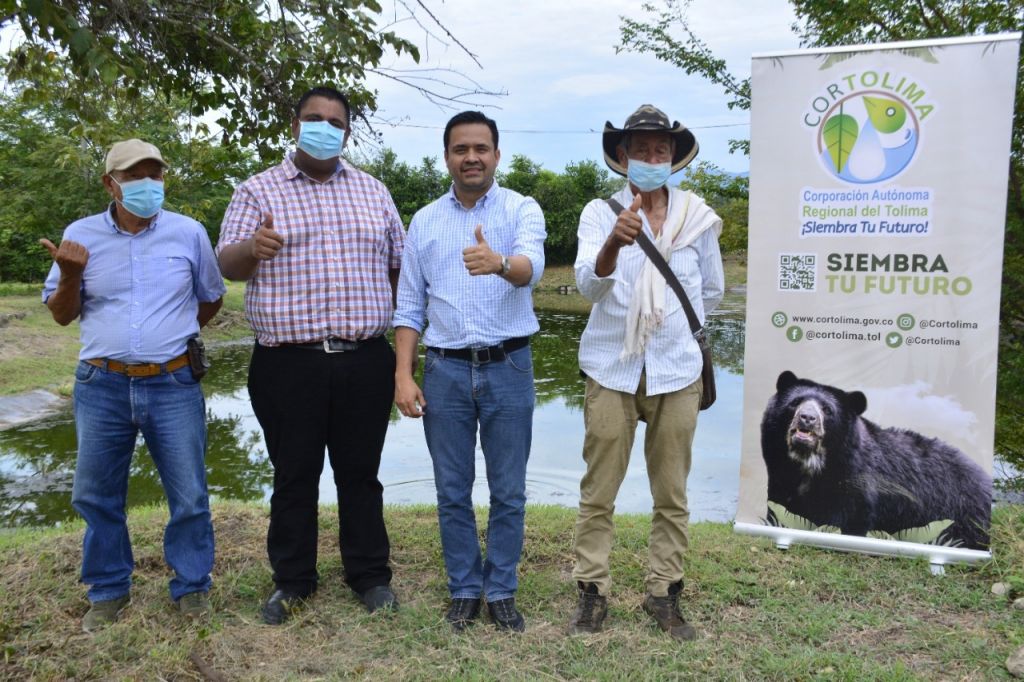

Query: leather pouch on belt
left=186, top=336, right=211, bottom=380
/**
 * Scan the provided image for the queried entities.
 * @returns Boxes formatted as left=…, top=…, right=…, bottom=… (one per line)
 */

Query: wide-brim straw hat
left=602, top=104, right=698, bottom=177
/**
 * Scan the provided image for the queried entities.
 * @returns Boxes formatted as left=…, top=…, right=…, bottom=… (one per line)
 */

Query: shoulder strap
left=605, top=198, right=703, bottom=336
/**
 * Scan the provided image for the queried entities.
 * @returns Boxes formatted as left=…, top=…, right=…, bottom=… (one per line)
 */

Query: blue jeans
left=422, top=345, right=534, bottom=602
left=71, top=361, right=214, bottom=602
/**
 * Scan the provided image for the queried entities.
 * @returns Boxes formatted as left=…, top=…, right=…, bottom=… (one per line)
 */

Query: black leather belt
left=428, top=336, right=529, bottom=364
left=284, top=336, right=382, bottom=353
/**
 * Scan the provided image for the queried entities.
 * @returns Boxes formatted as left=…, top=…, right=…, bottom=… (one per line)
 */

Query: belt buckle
left=125, top=364, right=152, bottom=377
left=471, top=346, right=494, bottom=364
left=323, top=338, right=356, bottom=353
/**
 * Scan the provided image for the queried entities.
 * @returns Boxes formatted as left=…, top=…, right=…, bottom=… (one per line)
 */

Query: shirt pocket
left=142, top=255, right=193, bottom=298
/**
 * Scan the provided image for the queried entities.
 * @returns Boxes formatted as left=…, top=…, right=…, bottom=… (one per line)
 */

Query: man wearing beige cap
left=41, top=139, right=225, bottom=632
left=567, top=105, right=723, bottom=641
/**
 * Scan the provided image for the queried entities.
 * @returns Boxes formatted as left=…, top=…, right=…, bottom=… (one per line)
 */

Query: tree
left=619, top=1, right=751, bottom=154
left=619, top=0, right=1024, bottom=488
left=0, top=73, right=261, bottom=282
left=1, top=0, right=498, bottom=158
left=352, top=147, right=449, bottom=226
left=679, top=161, right=748, bottom=254
left=499, top=155, right=621, bottom=265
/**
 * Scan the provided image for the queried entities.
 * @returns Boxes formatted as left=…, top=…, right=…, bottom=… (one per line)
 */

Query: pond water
left=0, top=295, right=747, bottom=528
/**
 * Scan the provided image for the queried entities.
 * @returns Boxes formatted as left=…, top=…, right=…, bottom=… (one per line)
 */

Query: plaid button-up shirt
left=217, top=155, right=404, bottom=345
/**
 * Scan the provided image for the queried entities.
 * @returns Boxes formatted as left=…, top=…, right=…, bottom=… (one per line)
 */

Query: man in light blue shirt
left=41, top=139, right=225, bottom=633
left=394, top=111, right=546, bottom=633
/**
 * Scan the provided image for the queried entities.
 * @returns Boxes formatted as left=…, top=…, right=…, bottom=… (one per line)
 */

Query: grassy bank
left=0, top=257, right=746, bottom=397
left=1, top=501, right=1022, bottom=680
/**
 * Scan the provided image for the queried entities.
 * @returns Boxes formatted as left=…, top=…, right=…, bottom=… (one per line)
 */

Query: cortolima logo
left=804, top=70, right=934, bottom=185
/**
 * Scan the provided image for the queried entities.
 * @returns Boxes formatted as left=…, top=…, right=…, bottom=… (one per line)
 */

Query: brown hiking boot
left=642, top=581, right=696, bottom=642
left=82, top=594, right=131, bottom=633
left=567, top=582, right=607, bottom=635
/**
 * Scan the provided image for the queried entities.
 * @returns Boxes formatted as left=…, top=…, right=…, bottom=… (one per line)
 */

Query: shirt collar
left=284, top=152, right=347, bottom=182
left=446, top=178, right=500, bottom=209
left=104, top=202, right=160, bottom=235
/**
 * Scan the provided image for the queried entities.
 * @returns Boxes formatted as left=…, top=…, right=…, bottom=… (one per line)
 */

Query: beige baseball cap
left=104, top=139, right=169, bottom=174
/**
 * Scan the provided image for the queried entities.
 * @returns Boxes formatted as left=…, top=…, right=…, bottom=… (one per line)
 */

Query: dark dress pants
left=248, top=337, right=395, bottom=596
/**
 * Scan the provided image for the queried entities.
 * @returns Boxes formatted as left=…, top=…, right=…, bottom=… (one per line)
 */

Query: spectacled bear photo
left=761, top=371, right=992, bottom=549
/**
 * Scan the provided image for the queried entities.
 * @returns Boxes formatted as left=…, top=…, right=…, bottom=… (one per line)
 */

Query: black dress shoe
left=359, top=585, right=399, bottom=613
left=261, top=589, right=306, bottom=625
left=445, top=597, right=481, bottom=632
left=487, top=597, right=525, bottom=632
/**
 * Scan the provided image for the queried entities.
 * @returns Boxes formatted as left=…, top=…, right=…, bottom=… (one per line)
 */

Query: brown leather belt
left=86, top=353, right=190, bottom=377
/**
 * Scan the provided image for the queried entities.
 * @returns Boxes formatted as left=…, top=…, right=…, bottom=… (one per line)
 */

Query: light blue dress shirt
left=394, top=181, right=546, bottom=348
left=42, top=206, right=226, bottom=363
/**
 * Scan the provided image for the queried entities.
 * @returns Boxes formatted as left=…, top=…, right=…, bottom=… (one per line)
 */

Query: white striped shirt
left=394, top=181, right=546, bottom=347
left=575, top=185, right=724, bottom=396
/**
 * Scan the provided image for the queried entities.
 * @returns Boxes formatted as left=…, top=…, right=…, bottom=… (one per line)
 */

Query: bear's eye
left=821, top=405, right=833, bottom=416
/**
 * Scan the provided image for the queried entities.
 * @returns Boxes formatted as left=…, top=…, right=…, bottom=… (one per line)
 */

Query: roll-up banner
left=736, top=34, right=1021, bottom=568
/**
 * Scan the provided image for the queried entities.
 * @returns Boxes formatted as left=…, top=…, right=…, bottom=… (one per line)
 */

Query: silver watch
left=500, top=256, right=511, bottom=276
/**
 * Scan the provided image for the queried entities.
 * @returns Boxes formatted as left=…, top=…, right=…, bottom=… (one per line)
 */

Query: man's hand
left=250, top=213, right=284, bottom=261
left=395, top=374, right=427, bottom=418
left=39, top=238, right=89, bottom=280
left=607, top=193, right=643, bottom=248
left=462, top=224, right=502, bottom=276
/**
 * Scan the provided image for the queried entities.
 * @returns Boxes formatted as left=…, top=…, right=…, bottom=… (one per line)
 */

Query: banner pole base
left=734, top=522, right=991, bottom=570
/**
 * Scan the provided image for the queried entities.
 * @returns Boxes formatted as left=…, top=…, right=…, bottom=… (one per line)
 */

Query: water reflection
left=0, top=296, right=747, bottom=527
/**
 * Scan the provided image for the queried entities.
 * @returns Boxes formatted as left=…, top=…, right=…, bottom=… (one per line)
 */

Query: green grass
left=1, top=501, right=1021, bottom=680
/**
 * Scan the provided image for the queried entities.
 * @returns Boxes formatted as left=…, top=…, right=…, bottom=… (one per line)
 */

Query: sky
left=362, top=0, right=801, bottom=175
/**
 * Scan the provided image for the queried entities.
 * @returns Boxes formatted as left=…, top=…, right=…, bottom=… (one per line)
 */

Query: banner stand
left=734, top=522, right=991, bottom=575
left=735, top=33, right=1020, bottom=569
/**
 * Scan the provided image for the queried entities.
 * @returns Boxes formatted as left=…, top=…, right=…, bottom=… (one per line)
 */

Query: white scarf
left=622, top=189, right=720, bottom=358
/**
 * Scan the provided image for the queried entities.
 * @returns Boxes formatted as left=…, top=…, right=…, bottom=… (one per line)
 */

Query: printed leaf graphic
left=767, top=501, right=841, bottom=534
left=866, top=519, right=954, bottom=545
left=818, top=52, right=854, bottom=70
left=823, top=112, right=858, bottom=172
left=901, top=47, right=939, bottom=64
left=863, top=95, right=906, bottom=133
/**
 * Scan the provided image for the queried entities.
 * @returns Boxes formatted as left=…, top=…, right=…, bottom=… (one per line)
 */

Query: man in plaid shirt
left=217, top=86, right=405, bottom=625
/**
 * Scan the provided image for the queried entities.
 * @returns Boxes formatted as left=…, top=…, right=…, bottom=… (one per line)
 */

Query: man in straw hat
left=41, top=139, right=225, bottom=632
left=567, top=105, right=724, bottom=641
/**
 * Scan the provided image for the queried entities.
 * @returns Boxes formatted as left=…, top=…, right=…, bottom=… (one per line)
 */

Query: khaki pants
left=572, top=373, right=700, bottom=597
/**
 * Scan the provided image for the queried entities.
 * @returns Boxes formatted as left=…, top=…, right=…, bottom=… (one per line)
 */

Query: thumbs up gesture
left=250, top=213, right=284, bottom=261
left=462, top=224, right=502, bottom=276
left=39, top=238, right=89, bottom=279
left=609, top=193, right=644, bottom=248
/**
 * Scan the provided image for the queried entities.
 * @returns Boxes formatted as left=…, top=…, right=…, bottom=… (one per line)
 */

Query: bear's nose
left=797, top=411, right=818, bottom=429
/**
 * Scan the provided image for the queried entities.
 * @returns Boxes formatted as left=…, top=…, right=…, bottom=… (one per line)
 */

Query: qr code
left=778, top=253, right=816, bottom=291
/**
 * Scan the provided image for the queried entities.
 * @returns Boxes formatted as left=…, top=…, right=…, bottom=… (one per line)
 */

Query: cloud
left=546, top=74, right=629, bottom=98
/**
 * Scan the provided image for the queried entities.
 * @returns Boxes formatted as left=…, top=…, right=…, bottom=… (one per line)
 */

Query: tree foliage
left=500, top=155, right=623, bottom=265
left=619, top=1, right=752, bottom=154
left=352, top=147, right=450, bottom=227
left=0, top=0, right=496, bottom=159
left=620, top=0, right=1024, bottom=487
left=0, top=73, right=260, bottom=282
left=679, top=161, right=749, bottom=254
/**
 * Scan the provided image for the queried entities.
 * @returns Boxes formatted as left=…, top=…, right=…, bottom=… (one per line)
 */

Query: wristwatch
left=499, top=256, right=511, bottom=276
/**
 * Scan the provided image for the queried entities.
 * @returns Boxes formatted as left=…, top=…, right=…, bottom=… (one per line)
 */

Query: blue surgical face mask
left=113, top=177, right=164, bottom=218
left=297, top=120, right=345, bottom=160
left=627, top=159, right=672, bottom=192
